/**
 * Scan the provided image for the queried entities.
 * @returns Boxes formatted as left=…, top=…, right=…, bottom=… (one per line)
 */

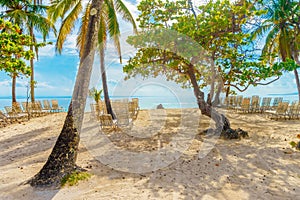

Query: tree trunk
left=30, top=0, right=103, bottom=187
left=30, top=27, right=35, bottom=102
left=12, top=73, right=17, bottom=103
left=292, top=54, right=300, bottom=101
left=100, top=49, right=116, bottom=119
left=187, top=64, right=231, bottom=132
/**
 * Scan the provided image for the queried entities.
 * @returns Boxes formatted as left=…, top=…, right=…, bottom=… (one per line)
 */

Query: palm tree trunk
left=12, top=73, right=17, bottom=103
left=293, top=54, right=300, bottom=101
left=30, top=26, right=35, bottom=102
left=30, top=0, right=103, bottom=187
left=100, top=49, right=115, bottom=119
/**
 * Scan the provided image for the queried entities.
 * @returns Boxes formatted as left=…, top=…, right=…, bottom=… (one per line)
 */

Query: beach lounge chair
left=112, top=99, right=132, bottom=126
left=236, top=95, right=243, bottom=109
left=287, top=101, right=300, bottom=120
left=266, top=102, right=289, bottom=120
left=128, top=101, right=138, bottom=119
left=0, top=110, right=10, bottom=128
left=271, top=97, right=283, bottom=110
left=37, top=101, right=51, bottom=113
left=43, top=100, right=54, bottom=113
left=4, top=106, right=28, bottom=122
left=250, top=95, right=260, bottom=113
left=235, top=97, right=250, bottom=113
left=259, top=97, right=272, bottom=113
left=33, top=102, right=48, bottom=116
left=51, top=100, right=64, bottom=112
left=227, top=96, right=236, bottom=110
left=98, top=114, right=117, bottom=129
left=12, top=102, right=30, bottom=119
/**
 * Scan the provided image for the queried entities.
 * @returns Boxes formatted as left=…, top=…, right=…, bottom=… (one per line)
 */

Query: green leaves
left=0, top=18, right=33, bottom=77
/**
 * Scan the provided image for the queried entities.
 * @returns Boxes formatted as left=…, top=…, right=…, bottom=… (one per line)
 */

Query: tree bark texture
left=100, top=49, right=116, bottom=119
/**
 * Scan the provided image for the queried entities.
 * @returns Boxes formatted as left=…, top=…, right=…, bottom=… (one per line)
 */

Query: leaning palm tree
left=30, top=0, right=104, bottom=187
left=30, top=0, right=136, bottom=187
left=0, top=0, right=56, bottom=102
left=252, top=0, right=300, bottom=101
left=48, top=0, right=137, bottom=118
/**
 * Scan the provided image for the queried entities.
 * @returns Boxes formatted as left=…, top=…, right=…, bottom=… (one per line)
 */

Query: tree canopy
left=124, top=0, right=299, bottom=100
left=0, top=18, right=34, bottom=77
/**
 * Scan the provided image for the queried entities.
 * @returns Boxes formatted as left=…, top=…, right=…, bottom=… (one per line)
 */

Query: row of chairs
left=0, top=100, right=64, bottom=128
left=223, top=95, right=300, bottom=120
left=90, top=98, right=140, bottom=129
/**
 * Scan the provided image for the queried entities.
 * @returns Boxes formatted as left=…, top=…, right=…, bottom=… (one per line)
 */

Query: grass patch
left=61, top=171, right=91, bottom=187
left=290, top=141, right=297, bottom=148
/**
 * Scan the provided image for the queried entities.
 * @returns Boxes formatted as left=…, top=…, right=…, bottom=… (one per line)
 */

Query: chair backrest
left=132, top=98, right=139, bottom=110
left=51, top=100, right=59, bottom=110
left=22, top=102, right=32, bottom=112
left=98, top=114, right=114, bottom=127
left=12, top=102, right=23, bottom=113
left=276, top=102, right=289, bottom=114
left=0, top=110, right=7, bottom=119
left=251, top=96, right=260, bottom=108
left=228, top=96, right=235, bottom=107
left=4, top=106, right=14, bottom=116
left=236, top=96, right=243, bottom=107
left=43, top=100, right=51, bottom=110
left=261, top=97, right=271, bottom=106
left=288, top=101, right=299, bottom=114
left=32, top=102, right=42, bottom=111
left=272, top=97, right=283, bottom=107
left=241, top=98, right=250, bottom=109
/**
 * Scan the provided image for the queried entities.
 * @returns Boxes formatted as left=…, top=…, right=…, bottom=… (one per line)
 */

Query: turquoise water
left=0, top=93, right=298, bottom=112
left=0, top=95, right=198, bottom=112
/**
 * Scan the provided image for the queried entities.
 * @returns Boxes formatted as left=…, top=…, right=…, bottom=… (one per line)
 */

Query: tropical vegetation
left=48, top=0, right=137, bottom=118
left=0, top=0, right=298, bottom=188
left=0, top=0, right=55, bottom=102
left=0, top=18, right=34, bottom=103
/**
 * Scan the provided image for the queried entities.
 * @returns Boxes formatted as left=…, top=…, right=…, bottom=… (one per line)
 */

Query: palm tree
left=49, top=0, right=137, bottom=118
left=30, top=0, right=104, bottom=186
left=0, top=0, right=55, bottom=102
left=30, top=0, right=136, bottom=187
left=252, top=0, right=300, bottom=101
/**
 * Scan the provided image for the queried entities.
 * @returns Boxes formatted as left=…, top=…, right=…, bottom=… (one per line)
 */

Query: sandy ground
left=0, top=108, right=300, bottom=200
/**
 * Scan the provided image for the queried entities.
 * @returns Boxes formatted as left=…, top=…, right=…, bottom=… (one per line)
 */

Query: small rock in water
left=156, top=104, right=164, bottom=109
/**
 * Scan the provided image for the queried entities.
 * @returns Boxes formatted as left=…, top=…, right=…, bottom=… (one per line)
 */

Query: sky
left=0, top=0, right=299, bottom=100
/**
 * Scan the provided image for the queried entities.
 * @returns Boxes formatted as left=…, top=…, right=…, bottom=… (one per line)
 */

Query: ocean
left=0, top=95, right=198, bottom=112
left=0, top=93, right=298, bottom=112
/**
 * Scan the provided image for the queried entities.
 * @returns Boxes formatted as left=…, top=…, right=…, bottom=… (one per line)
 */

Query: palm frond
left=48, top=0, right=80, bottom=23
left=114, top=0, right=137, bottom=33
left=262, top=25, right=279, bottom=56
left=250, top=23, right=273, bottom=41
left=105, top=0, right=121, bottom=62
left=77, top=2, right=91, bottom=58
left=56, top=0, right=82, bottom=53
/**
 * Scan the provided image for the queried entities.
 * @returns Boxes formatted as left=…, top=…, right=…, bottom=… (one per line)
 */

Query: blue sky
left=0, top=0, right=298, bottom=100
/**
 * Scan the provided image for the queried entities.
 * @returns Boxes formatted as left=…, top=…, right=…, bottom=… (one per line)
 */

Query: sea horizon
left=0, top=93, right=298, bottom=112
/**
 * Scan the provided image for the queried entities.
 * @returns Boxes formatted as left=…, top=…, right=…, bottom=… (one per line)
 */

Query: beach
left=0, top=108, right=300, bottom=200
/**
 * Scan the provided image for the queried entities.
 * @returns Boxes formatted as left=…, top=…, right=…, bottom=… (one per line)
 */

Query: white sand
left=0, top=109, right=299, bottom=200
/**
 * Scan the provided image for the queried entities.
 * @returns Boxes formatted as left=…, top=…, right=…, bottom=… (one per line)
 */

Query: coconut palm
left=252, top=0, right=300, bottom=101
left=49, top=0, right=137, bottom=118
left=0, top=0, right=56, bottom=102
left=30, top=0, right=104, bottom=186
left=30, top=0, right=136, bottom=187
